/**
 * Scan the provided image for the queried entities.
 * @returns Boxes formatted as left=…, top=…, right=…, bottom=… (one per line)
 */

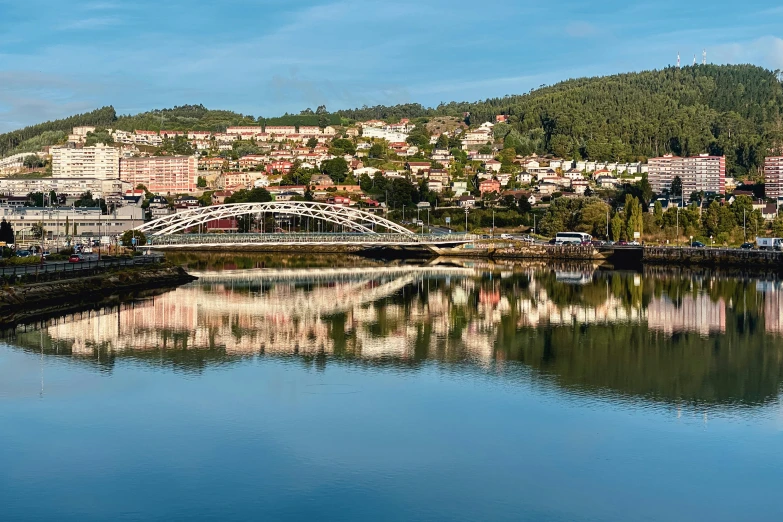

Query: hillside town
left=1, top=116, right=783, bottom=241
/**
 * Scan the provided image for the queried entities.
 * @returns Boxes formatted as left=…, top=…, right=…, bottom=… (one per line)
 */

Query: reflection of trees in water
left=499, top=324, right=783, bottom=407
left=164, top=252, right=383, bottom=272
left=5, top=263, right=783, bottom=406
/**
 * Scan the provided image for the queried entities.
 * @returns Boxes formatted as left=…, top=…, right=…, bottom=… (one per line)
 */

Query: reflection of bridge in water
left=192, top=267, right=475, bottom=316
left=8, top=266, right=783, bottom=407
left=191, top=266, right=475, bottom=283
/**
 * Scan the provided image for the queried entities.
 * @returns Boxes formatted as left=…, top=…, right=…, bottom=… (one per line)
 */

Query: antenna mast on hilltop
left=693, top=54, right=697, bottom=66
left=677, top=52, right=680, bottom=68
left=702, top=49, right=707, bottom=65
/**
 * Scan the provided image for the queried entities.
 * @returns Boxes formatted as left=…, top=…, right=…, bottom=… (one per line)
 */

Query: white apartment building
left=0, top=177, right=128, bottom=200
left=119, top=155, right=198, bottom=195
left=51, top=144, right=120, bottom=180
left=0, top=152, right=46, bottom=173
left=649, top=154, right=725, bottom=196
left=764, top=157, right=783, bottom=199
left=361, top=127, right=408, bottom=142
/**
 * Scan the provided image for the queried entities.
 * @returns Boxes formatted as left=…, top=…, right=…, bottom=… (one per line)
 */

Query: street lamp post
left=676, top=207, right=680, bottom=248
left=689, top=235, right=693, bottom=248
left=464, top=207, right=469, bottom=234
left=492, top=210, right=495, bottom=237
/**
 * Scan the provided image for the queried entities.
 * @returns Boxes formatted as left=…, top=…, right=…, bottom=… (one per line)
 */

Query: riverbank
left=0, top=265, right=196, bottom=326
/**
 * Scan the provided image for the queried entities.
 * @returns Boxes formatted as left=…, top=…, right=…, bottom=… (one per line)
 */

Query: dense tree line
left=0, top=106, right=116, bottom=156
left=113, top=104, right=257, bottom=133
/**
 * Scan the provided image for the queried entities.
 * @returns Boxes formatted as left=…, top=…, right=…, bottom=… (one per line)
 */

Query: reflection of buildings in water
left=36, top=268, right=741, bottom=365
left=646, top=294, right=726, bottom=336
left=757, top=281, right=783, bottom=335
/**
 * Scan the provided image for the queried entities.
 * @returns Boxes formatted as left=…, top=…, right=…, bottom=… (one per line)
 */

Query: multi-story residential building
left=68, top=126, right=96, bottom=143
left=51, top=144, right=120, bottom=180
left=134, top=130, right=163, bottom=146
left=112, top=130, right=134, bottom=144
left=119, top=155, right=198, bottom=194
left=648, top=154, right=725, bottom=196
left=764, top=157, right=783, bottom=199
left=298, top=126, right=321, bottom=136
left=0, top=176, right=128, bottom=200
left=264, top=126, right=296, bottom=136
left=226, top=126, right=262, bottom=138
left=0, top=152, right=45, bottom=174
left=188, top=131, right=212, bottom=140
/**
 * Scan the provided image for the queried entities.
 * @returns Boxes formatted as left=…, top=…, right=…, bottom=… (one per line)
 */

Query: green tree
left=197, top=176, right=207, bottom=188
left=653, top=200, right=663, bottom=227
left=31, top=222, right=45, bottom=240
left=368, top=142, right=386, bottom=159
left=121, top=230, right=146, bottom=248
left=611, top=212, right=624, bottom=241
left=638, top=173, right=653, bottom=206
left=0, top=218, right=14, bottom=244
left=306, top=137, right=318, bottom=148
left=624, top=194, right=643, bottom=239
left=225, top=187, right=272, bottom=204
left=321, top=157, right=350, bottom=183
left=23, top=155, right=45, bottom=168
left=330, top=138, right=356, bottom=155
left=670, top=176, right=683, bottom=199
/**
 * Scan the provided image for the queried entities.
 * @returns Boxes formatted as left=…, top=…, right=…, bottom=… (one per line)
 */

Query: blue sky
left=0, top=0, right=782, bottom=132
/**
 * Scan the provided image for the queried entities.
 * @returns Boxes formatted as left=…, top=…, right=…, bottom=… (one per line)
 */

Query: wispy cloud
left=711, top=36, right=783, bottom=69
left=60, top=16, right=122, bottom=30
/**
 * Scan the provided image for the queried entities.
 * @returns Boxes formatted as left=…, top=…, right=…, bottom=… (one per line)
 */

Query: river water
left=1, top=256, right=782, bottom=521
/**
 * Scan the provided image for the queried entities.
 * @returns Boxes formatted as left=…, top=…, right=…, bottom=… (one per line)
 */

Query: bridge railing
left=148, top=233, right=478, bottom=246
left=0, top=255, right=164, bottom=283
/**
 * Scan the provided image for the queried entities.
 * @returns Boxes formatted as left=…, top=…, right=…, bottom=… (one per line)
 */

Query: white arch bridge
left=135, top=201, right=475, bottom=248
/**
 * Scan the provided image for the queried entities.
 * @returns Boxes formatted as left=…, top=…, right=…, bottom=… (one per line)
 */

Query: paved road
left=0, top=255, right=161, bottom=276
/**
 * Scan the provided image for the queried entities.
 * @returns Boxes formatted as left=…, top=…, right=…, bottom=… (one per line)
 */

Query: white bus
left=555, top=232, right=592, bottom=245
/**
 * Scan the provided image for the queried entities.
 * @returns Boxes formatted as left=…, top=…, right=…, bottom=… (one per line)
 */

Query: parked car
left=69, top=254, right=85, bottom=263
left=16, top=250, right=32, bottom=258
left=500, top=234, right=513, bottom=239
left=691, top=241, right=706, bottom=248
left=480, top=234, right=490, bottom=239
left=739, top=242, right=754, bottom=250
left=616, top=240, right=628, bottom=246
left=591, top=240, right=606, bottom=247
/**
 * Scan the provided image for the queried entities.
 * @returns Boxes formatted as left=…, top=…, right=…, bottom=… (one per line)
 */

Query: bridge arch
left=136, top=201, right=416, bottom=237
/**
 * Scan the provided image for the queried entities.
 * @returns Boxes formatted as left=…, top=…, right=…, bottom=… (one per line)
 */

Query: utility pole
left=744, top=209, right=746, bottom=241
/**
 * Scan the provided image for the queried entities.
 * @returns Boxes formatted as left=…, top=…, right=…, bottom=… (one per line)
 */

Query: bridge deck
left=147, top=232, right=476, bottom=248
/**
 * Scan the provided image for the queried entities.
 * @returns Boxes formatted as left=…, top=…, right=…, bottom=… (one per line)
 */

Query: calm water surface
left=1, top=256, right=782, bottom=521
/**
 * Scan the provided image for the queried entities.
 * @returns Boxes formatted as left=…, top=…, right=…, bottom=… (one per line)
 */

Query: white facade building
left=51, top=144, right=120, bottom=180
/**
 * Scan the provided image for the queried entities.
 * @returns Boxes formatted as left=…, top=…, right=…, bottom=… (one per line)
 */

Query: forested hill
left=337, top=65, right=783, bottom=176
left=0, top=104, right=342, bottom=157
left=0, top=106, right=116, bottom=157
left=3, top=65, right=782, bottom=176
